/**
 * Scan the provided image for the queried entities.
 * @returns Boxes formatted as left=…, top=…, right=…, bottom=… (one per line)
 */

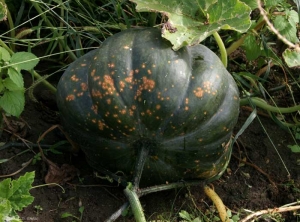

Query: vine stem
left=240, top=97, right=300, bottom=113
left=123, top=142, right=150, bottom=222
left=124, top=183, right=146, bottom=222
left=212, top=32, right=228, bottom=67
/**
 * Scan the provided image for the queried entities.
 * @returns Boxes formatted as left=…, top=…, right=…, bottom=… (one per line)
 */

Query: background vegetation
left=0, top=0, right=299, bottom=221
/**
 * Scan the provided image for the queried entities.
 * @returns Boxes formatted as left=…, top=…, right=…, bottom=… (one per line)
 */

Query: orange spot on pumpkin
left=98, top=120, right=104, bottom=130
left=119, top=81, right=125, bottom=91
left=125, top=76, right=133, bottom=83
left=70, top=75, right=79, bottom=82
left=81, top=83, right=88, bottom=91
left=66, top=94, right=75, bottom=101
left=91, top=105, right=98, bottom=114
left=92, top=89, right=102, bottom=98
left=102, top=75, right=115, bottom=95
left=146, top=109, right=152, bottom=115
left=81, top=63, right=87, bottom=67
left=142, top=77, right=155, bottom=91
left=193, top=87, right=204, bottom=98
left=91, top=69, right=96, bottom=77
left=156, top=104, right=161, bottom=110
left=108, top=63, right=115, bottom=68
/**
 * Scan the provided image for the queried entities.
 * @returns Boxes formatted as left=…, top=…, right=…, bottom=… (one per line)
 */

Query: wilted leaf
left=131, top=0, right=251, bottom=50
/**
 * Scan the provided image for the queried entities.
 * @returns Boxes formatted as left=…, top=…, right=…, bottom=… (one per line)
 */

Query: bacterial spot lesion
left=66, top=94, right=75, bottom=101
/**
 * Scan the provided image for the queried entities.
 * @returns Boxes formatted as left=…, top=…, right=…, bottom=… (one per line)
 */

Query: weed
left=61, top=205, right=85, bottom=222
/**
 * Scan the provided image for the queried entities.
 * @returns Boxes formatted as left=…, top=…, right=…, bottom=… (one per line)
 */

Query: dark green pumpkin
left=57, top=28, right=239, bottom=186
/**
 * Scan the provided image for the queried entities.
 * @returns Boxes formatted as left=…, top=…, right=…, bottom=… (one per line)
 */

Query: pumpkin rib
left=57, top=27, right=240, bottom=186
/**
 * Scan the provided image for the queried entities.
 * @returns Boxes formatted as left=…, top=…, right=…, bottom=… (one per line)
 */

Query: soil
left=0, top=72, right=300, bottom=222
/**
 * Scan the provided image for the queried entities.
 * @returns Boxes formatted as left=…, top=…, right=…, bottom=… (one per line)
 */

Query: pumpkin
left=56, top=28, right=239, bottom=186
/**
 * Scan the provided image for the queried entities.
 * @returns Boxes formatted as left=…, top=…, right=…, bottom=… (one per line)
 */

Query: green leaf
left=7, top=67, right=24, bottom=88
left=79, top=206, right=85, bottom=214
left=242, top=34, right=263, bottom=60
left=3, top=78, right=23, bottom=91
left=61, top=212, right=74, bottom=218
left=282, top=49, right=300, bottom=67
left=0, top=2, right=7, bottom=21
left=0, top=159, right=9, bottom=163
left=0, top=80, right=4, bottom=92
left=179, top=210, right=193, bottom=221
left=0, top=197, right=12, bottom=216
left=273, top=10, right=299, bottom=44
left=0, top=90, right=25, bottom=117
left=288, top=144, right=300, bottom=153
left=10, top=52, right=39, bottom=71
left=0, top=172, right=35, bottom=221
left=0, top=47, right=11, bottom=62
left=131, top=0, right=251, bottom=50
left=240, top=0, right=257, bottom=9
left=264, top=0, right=284, bottom=8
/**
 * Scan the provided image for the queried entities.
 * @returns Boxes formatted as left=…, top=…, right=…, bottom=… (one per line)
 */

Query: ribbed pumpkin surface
left=57, top=28, right=239, bottom=185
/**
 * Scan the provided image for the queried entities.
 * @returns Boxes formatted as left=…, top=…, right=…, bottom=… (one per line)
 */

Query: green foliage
left=179, top=210, right=202, bottom=222
left=282, top=48, right=300, bottom=67
left=61, top=206, right=85, bottom=221
left=131, top=0, right=251, bottom=50
left=240, top=0, right=300, bottom=67
left=0, top=47, right=39, bottom=117
left=288, top=127, right=300, bottom=153
left=0, top=1, right=7, bottom=21
left=273, top=9, right=299, bottom=44
left=0, top=172, right=35, bottom=222
left=178, top=209, right=240, bottom=222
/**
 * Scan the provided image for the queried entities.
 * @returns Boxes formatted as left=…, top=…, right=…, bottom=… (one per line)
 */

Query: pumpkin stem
left=133, top=141, right=150, bottom=188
